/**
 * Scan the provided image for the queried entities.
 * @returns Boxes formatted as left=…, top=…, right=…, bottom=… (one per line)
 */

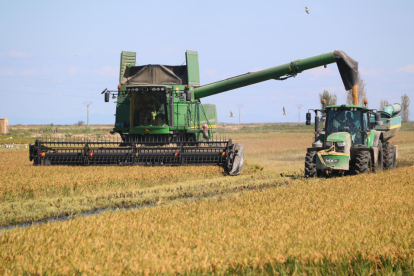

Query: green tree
left=346, top=72, right=367, bottom=105
left=319, top=90, right=337, bottom=108
left=379, top=99, right=389, bottom=111
left=401, top=94, right=410, bottom=122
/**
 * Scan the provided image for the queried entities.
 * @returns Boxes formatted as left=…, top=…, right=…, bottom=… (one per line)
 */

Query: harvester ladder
left=198, top=103, right=213, bottom=140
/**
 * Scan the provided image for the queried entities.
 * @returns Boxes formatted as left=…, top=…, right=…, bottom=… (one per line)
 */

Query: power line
left=0, top=81, right=99, bottom=91
left=0, top=89, right=101, bottom=99
left=0, top=75, right=112, bottom=85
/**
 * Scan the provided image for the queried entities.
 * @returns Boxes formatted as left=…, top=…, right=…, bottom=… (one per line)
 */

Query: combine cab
left=305, top=101, right=401, bottom=177
left=30, top=50, right=359, bottom=176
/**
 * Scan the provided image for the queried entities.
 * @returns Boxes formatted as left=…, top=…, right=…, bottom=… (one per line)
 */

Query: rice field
left=1, top=125, right=414, bottom=274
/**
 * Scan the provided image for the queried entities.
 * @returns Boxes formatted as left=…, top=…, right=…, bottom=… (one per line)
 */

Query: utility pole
left=83, top=102, right=92, bottom=127
left=236, top=104, right=243, bottom=125
left=295, top=104, right=303, bottom=124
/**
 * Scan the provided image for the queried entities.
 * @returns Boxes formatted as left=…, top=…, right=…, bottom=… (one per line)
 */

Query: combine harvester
left=30, top=50, right=359, bottom=175
left=305, top=95, right=401, bottom=177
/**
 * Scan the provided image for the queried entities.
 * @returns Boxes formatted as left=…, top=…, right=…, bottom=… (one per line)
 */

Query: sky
left=0, top=0, right=413, bottom=125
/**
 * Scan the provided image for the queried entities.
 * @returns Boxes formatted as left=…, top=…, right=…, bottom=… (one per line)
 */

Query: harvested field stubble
left=1, top=165, right=414, bottom=274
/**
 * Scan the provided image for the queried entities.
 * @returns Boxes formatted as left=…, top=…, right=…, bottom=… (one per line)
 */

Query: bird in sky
left=305, top=7, right=310, bottom=14
left=283, top=107, right=290, bottom=115
left=75, top=54, right=80, bottom=57
left=229, top=111, right=235, bottom=117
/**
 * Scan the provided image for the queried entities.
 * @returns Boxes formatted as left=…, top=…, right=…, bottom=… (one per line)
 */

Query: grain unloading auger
left=30, top=50, right=358, bottom=175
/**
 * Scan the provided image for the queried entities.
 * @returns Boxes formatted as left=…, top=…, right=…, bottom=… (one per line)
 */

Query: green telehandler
left=304, top=98, right=401, bottom=177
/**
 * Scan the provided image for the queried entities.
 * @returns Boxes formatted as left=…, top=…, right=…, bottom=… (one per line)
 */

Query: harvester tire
left=383, top=143, right=396, bottom=170
left=304, top=151, right=317, bottom=178
left=352, top=151, right=372, bottom=174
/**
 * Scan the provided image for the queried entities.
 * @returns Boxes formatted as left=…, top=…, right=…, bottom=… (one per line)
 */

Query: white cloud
left=8, top=50, right=31, bottom=58
left=0, top=67, right=38, bottom=76
left=95, top=66, right=118, bottom=77
left=0, top=68, right=14, bottom=76
left=206, top=68, right=218, bottom=77
left=359, top=67, right=385, bottom=76
left=221, top=73, right=230, bottom=79
left=69, top=66, right=78, bottom=75
left=397, top=64, right=414, bottom=74
left=20, top=68, right=38, bottom=75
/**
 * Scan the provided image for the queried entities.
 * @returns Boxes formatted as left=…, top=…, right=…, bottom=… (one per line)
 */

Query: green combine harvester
left=305, top=99, right=401, bottom=177
left=30, top=50, right=359, bottom=175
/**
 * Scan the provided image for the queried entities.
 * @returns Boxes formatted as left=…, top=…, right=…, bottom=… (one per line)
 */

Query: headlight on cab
left=336, top=141, right=346, bottom=147
left=326, top=141, right=332, bottom=147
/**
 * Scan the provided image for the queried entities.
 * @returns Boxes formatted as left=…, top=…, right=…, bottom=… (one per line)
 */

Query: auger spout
left=194, top=50, right=358, bottom=99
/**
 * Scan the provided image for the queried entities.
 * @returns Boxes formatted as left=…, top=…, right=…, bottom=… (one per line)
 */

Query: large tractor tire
left=374, top=142, right=384, bottom=172
left=304, top=151, right=317, bottom=178
left=352, top=151, right=372, bottom=174
left=383, top=143, right=396, bottom=170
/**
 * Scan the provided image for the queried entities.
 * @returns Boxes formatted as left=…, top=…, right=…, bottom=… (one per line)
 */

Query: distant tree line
left=318, top=72, right=410, bottom=122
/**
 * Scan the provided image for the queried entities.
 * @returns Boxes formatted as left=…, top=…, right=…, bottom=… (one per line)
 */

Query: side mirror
left=306, top=112, right=311, bottom=125
left=104, top=92, right=110, bottom=102
left=375, top=112, right=383, bottom=126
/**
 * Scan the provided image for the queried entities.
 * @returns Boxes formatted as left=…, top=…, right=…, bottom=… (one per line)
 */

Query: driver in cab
left=332, top=111, right=360, bottom=135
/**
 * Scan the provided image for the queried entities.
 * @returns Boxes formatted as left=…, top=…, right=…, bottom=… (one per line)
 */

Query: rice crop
left=1, top=131, right=414, bottom=226
left=1, top=129, right=414, bottom=274
left=0, top=165, right=413, bottom=274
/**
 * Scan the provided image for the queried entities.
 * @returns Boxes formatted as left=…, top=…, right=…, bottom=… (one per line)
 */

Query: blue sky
left=0, top=0, right=413, bottom=125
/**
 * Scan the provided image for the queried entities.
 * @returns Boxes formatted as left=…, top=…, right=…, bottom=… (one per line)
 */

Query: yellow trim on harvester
left=190, top=125, right=217, bottom=129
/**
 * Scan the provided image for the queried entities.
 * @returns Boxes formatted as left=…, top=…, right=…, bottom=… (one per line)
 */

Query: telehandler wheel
left=304, top=151, right=317, bottom=178
left=352, top=151, right=372, bottom=174
left=374, top=142, right=384, bottom=172
left=383, top=143, right=396, bottom=170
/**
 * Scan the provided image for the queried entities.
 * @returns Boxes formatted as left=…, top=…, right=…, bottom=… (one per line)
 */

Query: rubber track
left=304, top=151, right=317, bottom=178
